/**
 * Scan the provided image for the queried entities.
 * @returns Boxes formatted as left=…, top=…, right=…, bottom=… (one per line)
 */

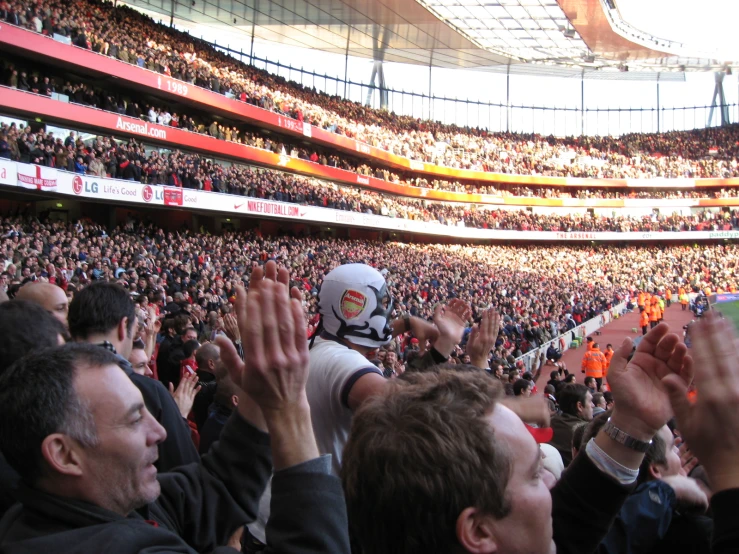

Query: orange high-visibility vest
left=649, top=304, right=660, bottom=322
left=581, top=348, right=606, bottom=379
left=603, top=349, right=614, bottom=377
left=640, top=310, right=649, bottom=327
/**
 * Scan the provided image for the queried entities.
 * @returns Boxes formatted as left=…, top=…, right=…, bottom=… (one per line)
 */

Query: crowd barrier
left=514, top=300, right=630, bottom=374
left=2, top=161, right=738, bottom=241
left=3, top=23, right=739, bottom=189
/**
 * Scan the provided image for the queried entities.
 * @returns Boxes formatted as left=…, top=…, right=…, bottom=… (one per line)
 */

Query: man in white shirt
left=248, top=262, right=468, bottom=546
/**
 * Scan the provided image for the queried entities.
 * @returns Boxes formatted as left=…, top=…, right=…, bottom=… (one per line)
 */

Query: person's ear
left=40, top=433, right=84, bottom=477
left=118, top=317, right=129, bottom=342
left=456, top=507, right=498, bottom=554
left=231, top=394, right=239, bottom=408
left=576, top=401, right=584, bottom=415
left=649, top=463, right=663, bottom=480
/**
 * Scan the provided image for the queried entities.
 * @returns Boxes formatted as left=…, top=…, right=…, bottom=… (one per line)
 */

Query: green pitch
left=713, top=299, right=739, bottom=330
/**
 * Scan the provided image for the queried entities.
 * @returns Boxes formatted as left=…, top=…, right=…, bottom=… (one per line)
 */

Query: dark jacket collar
left=93, top=342, right=134, bottom=376
left=12, top=483, right=149, bottom=528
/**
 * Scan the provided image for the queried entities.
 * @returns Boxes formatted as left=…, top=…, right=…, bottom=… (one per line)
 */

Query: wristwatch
left=602, top=418, right=653, bottom=453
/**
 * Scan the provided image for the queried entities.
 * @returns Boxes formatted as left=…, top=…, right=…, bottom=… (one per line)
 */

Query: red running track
left=558, top=301, right=696, bottom=383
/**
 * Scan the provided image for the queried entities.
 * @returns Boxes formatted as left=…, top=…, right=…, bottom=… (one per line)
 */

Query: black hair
left=182, top=339, right=200, bottom=359
left=557, top=384, right=591, bottom=417
left=0, top=300, right=65, bottom=373
left=0, top=343, right=120, bottom=483
left=571, top=422, right=588, bottom=454
left=513, top=379, right=532, bottom=396
left=637, top=429, right=668, bottom=485
left=68, top=282, right=136, bottom=340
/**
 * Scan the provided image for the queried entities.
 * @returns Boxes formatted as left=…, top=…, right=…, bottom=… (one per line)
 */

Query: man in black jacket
left=68, top=281, right=199, bottom=471
left=0, top=300, right=66, bottom=517
left=341, top=323, right=739, bottom=554
left=550, top=383, right=593, bottom=467
left=0, top=280, right=349, bottom=553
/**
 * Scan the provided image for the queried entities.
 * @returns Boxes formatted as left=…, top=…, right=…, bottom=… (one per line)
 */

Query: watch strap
left=602, top=418, right=653, bottom=453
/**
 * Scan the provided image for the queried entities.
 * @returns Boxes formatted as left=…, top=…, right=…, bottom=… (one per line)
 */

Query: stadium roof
left=122, top=0, right=735, bottom=79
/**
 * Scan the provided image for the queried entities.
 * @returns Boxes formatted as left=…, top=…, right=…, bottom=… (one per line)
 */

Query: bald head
left=16, top=282, right=69, bottom=327
left=195, top=342, right=220, bottom=374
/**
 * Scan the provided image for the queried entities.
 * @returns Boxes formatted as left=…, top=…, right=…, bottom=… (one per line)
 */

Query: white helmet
left=318, top=264, right=394, bottom=348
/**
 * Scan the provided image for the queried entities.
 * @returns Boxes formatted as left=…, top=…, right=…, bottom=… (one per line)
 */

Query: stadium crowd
left=2, top=3, right=739, bottom=553
left=0, top=212, right=738, bottom=552
left=2, top=214, right=739, bottom=362
left=1, top=0, right=739, bottom=183
left=2, top=122, right=738, bottom=233
left=6, top=61, right=739, bottom=207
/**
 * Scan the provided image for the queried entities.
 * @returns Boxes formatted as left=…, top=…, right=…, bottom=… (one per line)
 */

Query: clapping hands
left=663, top=311, right=739, bottom=493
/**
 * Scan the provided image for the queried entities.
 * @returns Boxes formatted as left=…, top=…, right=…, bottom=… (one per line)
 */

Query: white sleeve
left=324, top=349, right=383, bottom=410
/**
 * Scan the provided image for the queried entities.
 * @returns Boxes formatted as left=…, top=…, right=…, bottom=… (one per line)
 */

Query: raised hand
left=407, top=317, right=439, bottom=355
left=222, top=312, right=240, bottom=343
left=221, top=280, right=309, bottom=413
left=249, top=259, right=300, bottom=301
left=466, top=308, right=501, bottom=369
left=428, top=298, right=472, bottom=358
left=146, top=305, right=161, bottom=337
left=606, top=322, right=693, bottom=440
left=663, top=312, right=739, bottom=493
left=168, top=372, right=201, bottom=418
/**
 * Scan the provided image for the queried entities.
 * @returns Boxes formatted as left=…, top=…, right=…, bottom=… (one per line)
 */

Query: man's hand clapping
left=606, top=323, right=692, bottom=441
left=466, top=308, right=501, bottom=370
left=429, top=298, right=472, bottom=358
left=663, top=311, right=739, bottom=493
left=216, top=260, right=319, bottom=470
left=168, top=372, right=201, bottom=419
left=593, top=323, right=693, bottom=470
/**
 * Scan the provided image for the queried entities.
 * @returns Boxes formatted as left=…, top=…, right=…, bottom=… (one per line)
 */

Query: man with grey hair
left=0, top=279, right=349, bottom=553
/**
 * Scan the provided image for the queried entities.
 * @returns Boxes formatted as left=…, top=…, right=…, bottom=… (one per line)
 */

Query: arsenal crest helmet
left=318, top=264, right=394, bottom=348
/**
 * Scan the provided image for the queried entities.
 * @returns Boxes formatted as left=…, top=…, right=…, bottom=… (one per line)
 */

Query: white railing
left=514, top=300, right=629, bottom=374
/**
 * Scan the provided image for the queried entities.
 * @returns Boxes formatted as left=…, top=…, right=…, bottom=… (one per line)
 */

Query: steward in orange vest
left=649, top=303, right=660, bottom=328
left=581, top=344, right=607, bottom=387
left=603, top=344, right=614, bottom=379
left=640, top=308, right=649, bottom=335
left=637, top=291, right=646, bottom=308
